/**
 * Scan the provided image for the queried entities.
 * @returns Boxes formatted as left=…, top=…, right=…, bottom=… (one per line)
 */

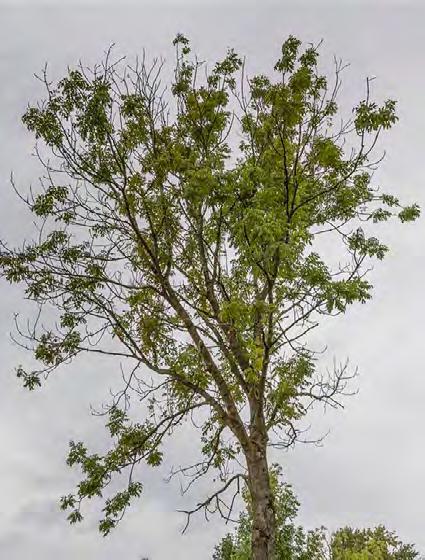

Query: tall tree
left=0, top=35, right=418, bottom=559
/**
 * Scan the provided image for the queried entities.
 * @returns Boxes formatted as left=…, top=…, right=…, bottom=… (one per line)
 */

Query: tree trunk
left=247, top=439, right=276, bottom=560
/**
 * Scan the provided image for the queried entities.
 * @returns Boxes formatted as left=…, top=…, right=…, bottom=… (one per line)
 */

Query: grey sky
left=1, top=1, right=425, bottom=558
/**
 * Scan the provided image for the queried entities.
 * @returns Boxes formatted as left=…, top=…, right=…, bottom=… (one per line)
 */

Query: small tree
left=331, top=527, right=419, bottom=560
left=0, top=35, right=418, bottom=559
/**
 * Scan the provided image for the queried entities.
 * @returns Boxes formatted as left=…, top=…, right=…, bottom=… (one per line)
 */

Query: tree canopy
left=0, top=35, right=418, bottom=559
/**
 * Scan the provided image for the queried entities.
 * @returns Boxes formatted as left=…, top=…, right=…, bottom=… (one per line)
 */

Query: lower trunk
left=247, top=447, right=276, bottom=560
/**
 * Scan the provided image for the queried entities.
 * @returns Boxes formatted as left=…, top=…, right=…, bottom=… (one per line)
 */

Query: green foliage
left=0, top=34, right=419, bottom=544
left=332, top=527, right=419, bottom=560
left=60, top=406, right=154, bottom=533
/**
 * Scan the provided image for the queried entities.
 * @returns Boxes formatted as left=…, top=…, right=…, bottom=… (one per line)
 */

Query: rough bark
left=247, top=418, right=276, bottom=560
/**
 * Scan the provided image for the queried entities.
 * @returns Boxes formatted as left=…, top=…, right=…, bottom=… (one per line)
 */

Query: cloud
left=0, top=2, right=424, bottom=558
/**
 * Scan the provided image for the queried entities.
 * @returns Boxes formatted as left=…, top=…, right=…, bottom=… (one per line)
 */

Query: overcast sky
left=1, top=1, right=425, bottom=558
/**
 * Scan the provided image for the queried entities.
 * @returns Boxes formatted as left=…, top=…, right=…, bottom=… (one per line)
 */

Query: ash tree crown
left=0, top=34, right=418, bottom=535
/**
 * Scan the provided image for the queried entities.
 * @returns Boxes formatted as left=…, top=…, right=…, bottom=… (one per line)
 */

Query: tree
left=331, top=527, right=419, bottom=560
left=0, top=35, right=419, bottom=559
left=213, top=470, right=420, bottom=560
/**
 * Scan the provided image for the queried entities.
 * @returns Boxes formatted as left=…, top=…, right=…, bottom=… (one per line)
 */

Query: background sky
left=0, top=1, right=425, bottom=558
